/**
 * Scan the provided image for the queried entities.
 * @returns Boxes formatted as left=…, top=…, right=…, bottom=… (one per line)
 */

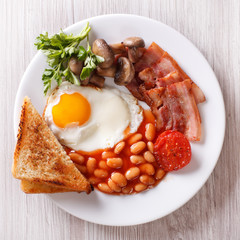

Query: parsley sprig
left=35, top=22, right=104, bottom=95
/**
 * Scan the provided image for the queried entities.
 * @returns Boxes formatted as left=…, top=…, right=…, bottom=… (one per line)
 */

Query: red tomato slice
left=154, top=130, right=191, bottom=171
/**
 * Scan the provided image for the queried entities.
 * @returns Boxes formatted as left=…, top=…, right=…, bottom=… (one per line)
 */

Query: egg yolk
left=52, top=93, right=91, bottom=128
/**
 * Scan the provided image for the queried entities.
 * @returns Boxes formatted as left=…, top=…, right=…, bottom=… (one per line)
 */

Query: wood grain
left=0, top=0, right=239, bottom=239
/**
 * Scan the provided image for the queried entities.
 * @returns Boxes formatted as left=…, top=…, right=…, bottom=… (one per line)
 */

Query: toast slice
left=20, top=180, right=75, bottom=194
left=12, top=96, right=92, bottom=193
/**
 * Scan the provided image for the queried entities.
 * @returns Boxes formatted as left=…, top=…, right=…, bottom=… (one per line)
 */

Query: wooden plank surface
left=0, top=0, right=239, bottom=239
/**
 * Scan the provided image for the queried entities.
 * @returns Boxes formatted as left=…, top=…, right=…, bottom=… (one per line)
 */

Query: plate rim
left=13, top=13, right=226, bottom=226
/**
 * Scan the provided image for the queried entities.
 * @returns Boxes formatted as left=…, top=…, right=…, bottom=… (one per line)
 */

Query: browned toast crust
left=12, top=97, right=91, bottom=193
left=21, top=180, right=76, bottom=194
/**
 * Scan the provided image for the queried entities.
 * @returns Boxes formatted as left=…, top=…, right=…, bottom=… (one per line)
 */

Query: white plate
left=14, top=14, right=225, bottom=226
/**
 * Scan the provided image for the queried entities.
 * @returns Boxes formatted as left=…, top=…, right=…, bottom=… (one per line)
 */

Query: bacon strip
left=126, top=77, right=145, bottom=101
left=138, top=68, right=155, bottom=89
left=166, top=80, right=201, bottom=141
left=134, top=42, right=164, bottom=72
left=156, top=71, right=182, bottom=88
left=191, top=82, right=206, bottom=104
left=151, top=52, right=189, bottom=79
left=157, top=72, right=205, bottom=104
left=144, top=80, right=201, bottom=141
left=128, top=42, right=205, bottom=141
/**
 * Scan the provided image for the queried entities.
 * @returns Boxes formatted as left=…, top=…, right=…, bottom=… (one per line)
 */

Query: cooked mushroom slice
left=92, top=39, right=114, bottom=69
left=96, top=65, right=117, bottom=78
left=109, top=43, right=126, bottom=55
left=114, top=57, right=135, bottom=86
left=128, top=47, right=145, bottom=63
left=69, top=57, right=83, bottom=75
left=128, top=48, right=138, bottom=63
left=80, top=72, right=93, bottom=86
left=123, top=37, right=145, bottom=48
left=89, top=74, right=105, bottom=88
left=81, top=77, right=90, bottom=86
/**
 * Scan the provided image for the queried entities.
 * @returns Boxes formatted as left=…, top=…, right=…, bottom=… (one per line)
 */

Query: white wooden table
left=1, top=0, right=239, bottom=239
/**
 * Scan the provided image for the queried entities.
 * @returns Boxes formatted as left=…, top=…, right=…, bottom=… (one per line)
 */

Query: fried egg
left=44, top=82, right=143, bottom=152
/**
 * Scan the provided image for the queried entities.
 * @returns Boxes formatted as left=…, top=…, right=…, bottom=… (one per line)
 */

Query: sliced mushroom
left=89, top=73, right=105, bottom=88
left=128, top=48, right=138, bottom=63
left=128, top=47, right=145, bottom=63
left=81, top=72, right=93, bottom=86
left=92, top=39, right=114, bottom=69
left=123, top=37, right=145, bottom=48
left=114, top=57, right=135, bottom=86
left=81, top=77, right=90, bottom=86
left=69, top=57, right=83, bottom=75
left=109, top=43, right=126, bottom=55
left=96, top=65, right=117, bottom=78
left=136, top=47, right=145, bottom=58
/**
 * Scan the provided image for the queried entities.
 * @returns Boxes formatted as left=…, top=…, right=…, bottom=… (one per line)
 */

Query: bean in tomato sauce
left=65, top=110, right=167, bottom=195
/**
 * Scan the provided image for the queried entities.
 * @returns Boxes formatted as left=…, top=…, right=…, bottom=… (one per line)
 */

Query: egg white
left=44, top=82, right=143, bottom=152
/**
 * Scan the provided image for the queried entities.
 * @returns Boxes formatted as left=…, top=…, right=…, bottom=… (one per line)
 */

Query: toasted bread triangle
left=20, top=180, right=75, bottom=194
left=12, top=96, right=91, bottom=193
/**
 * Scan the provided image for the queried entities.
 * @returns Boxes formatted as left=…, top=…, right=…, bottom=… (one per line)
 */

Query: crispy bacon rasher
left=127, top=42, right=205, bottom=141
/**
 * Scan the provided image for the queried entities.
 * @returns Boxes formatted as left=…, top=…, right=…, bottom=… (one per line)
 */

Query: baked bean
left=122, top=185, right=133, bottom=194
left=130, top=141, right=146, bottom=154
left=143, top=151, right=155, bottom=163
left=147, top=141, right=154, bottom=153
left=155, top=169, right=166, bottom=180
left=139, top=163, right=155, bottom=175
left=114, top=141, right=125, bottom=154
left=94, top=169, right=108, bottom=178
left=98, top=183, right=113, bottom=193
left=125, top=167, right=140, bottom=180
left=130, top=155, right=146, bottom=165
left=111, top=172, right=127, bottom=187
left=86, top=157, right=97, bottom=174
left=108, top=179, right=121, bottom=192
left=145, top=123, right=156, bottom=141
left=75, top=164, right=87, bottom=174
left=69, top=152, right=85, bottom=165
left=107, top=157, right=123, bottom=168
left=128, top=133, right=142, bottom=145
left=88, top=176, right=101, bottom=184
left=99, top=160, right=108, bottom=170
left=140, top=175, right=155, bottom=185
left=134, top=183, right=147, bottom=192
left=102, top=151, right=116, bottom=159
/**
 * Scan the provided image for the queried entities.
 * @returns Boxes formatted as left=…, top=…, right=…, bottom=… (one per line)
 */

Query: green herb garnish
left=35, top=22, right=104, bottom=95
left=80, top=38, right=104, bottom=80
